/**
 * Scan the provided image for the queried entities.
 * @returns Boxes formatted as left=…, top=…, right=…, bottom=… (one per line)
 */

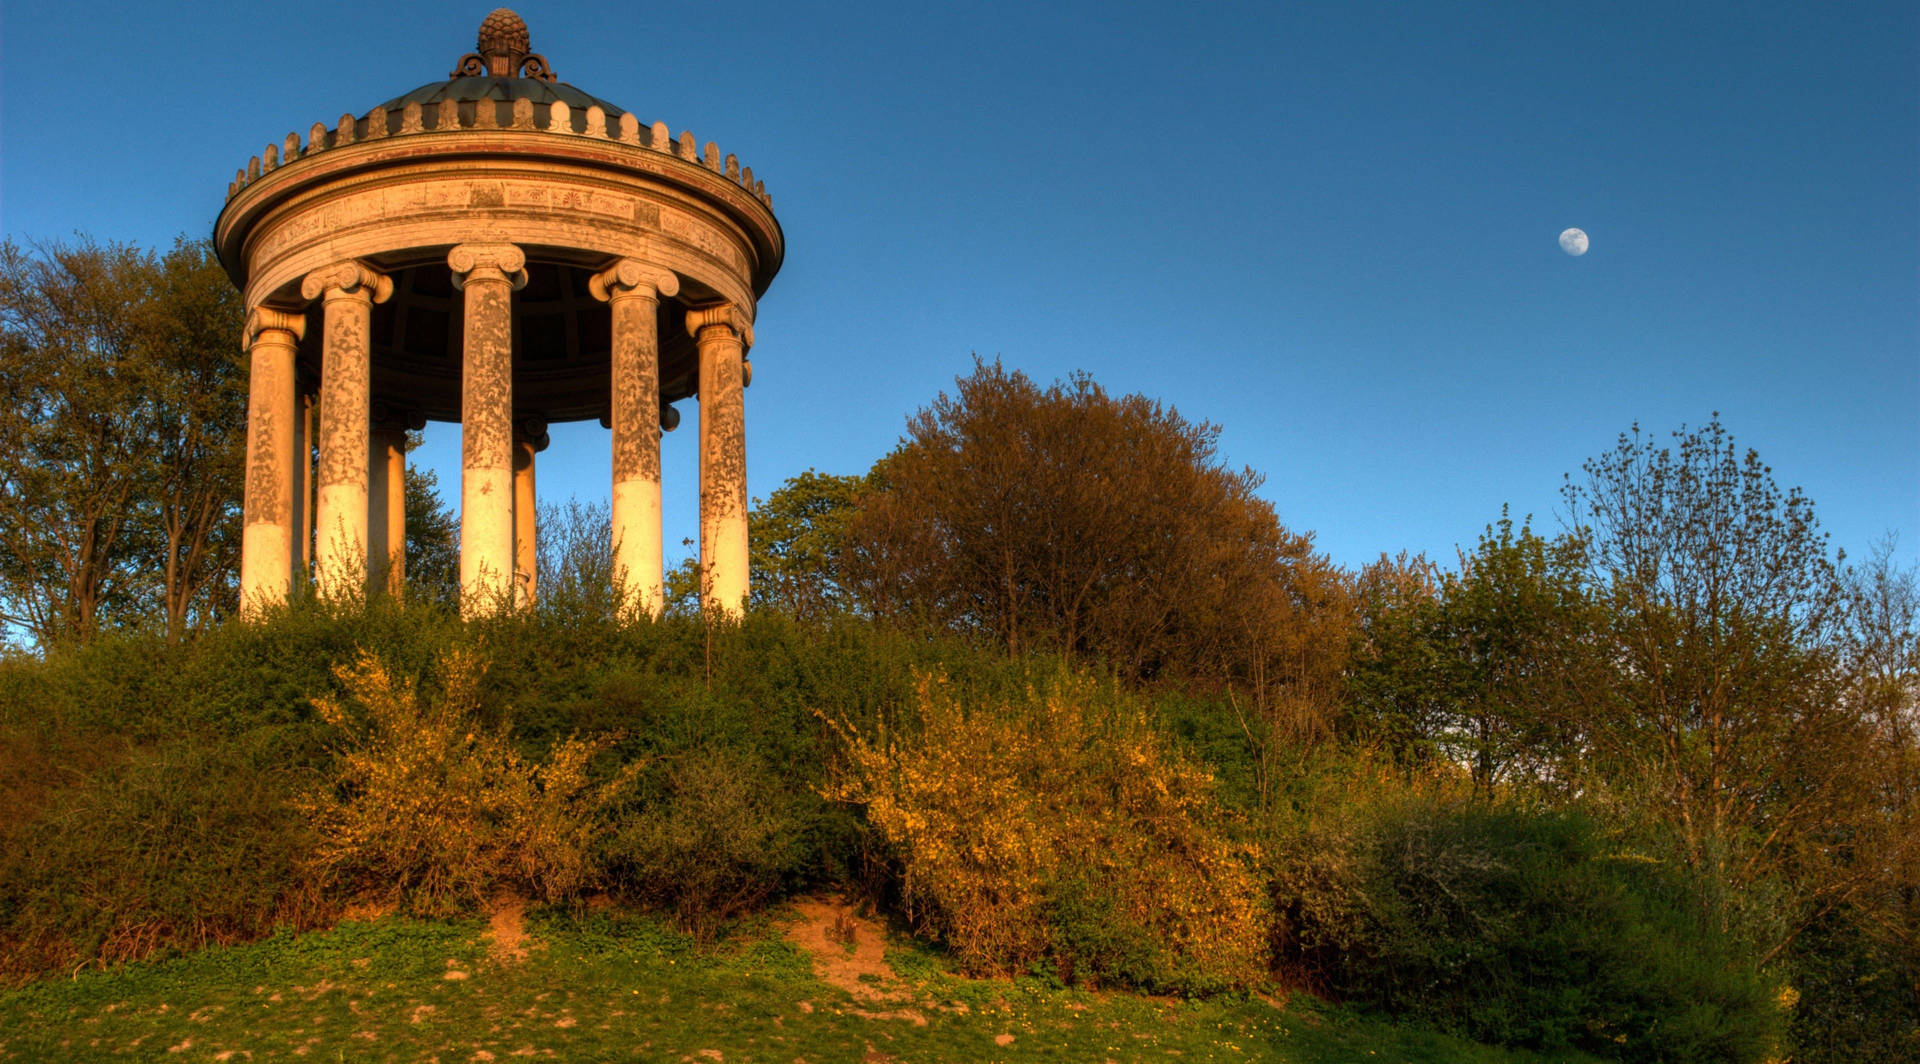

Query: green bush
left=1270, top=788, right=1779, bottom=1062
left=0, top=725, right=325, bottom=982
left=605, top=748, right=807, bottom=938
left=1785, top=909, right=1920, bottom=1063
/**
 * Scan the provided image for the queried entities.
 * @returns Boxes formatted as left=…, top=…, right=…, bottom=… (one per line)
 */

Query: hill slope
left=1, top=899, right=1582, bottom=1063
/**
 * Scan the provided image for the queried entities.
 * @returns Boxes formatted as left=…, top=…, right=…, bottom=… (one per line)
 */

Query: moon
left=1558, top=227, right=1590, bottom=256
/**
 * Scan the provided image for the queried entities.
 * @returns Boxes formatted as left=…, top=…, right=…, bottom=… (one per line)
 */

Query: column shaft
left=303, top=263, right=389, bottom=600
left=368, top=427, right=407, bottom=596
left=688, top=304, right=752, bottom=617
left=450, top=243, right=526, bottom=617
left=238, top=308, right=306, bottom=615
left=513, top=436, right=537, bottom=607
left=385, top=431, right=406, bottom=595
left=294, top=392, right=315, bottom=581
left=592, top=261, right=677, bottom=620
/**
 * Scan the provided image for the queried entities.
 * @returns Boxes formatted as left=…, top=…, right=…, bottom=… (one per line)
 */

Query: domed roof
left=376, top=76, right=625, bottom=121
left=374, top=8, right=625, bottom=122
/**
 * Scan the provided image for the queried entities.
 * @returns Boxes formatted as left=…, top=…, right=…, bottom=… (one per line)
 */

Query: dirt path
left=485, top=895, right=531, bottom=964
left=783, top=896, right=928, bottom=1025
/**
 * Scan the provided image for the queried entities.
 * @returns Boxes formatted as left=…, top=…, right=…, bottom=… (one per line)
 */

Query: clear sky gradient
left=4, top=1, right=1914, bottom=573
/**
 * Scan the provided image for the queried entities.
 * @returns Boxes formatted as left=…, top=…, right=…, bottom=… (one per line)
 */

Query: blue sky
left=4, top=1, right=1914, bottom=572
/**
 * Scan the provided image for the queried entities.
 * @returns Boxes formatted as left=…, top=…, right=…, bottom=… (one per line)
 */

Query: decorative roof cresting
left=221, top=7, right=775, bottom=213
left=451, top=8, right=554, bottom=82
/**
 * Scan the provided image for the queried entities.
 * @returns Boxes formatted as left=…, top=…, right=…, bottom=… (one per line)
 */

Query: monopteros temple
left=216, top=9, right=782, bottom=618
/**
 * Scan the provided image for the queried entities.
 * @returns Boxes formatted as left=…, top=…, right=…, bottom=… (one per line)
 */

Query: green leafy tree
left=1345, top=551, right=1450, bottom=766
left=1345, top=519, right=1596, bottom=796
left=748, top=469, right=866, bottom=620
left=1435, top=513, right=1596, bottom=795
left=140, top=240, right=247, bottom=638
left=403, top=453, right=461, bottom=610
left=0, top=236, right=244, bottom=644
left=1563, top=417, right=1870, bottom=958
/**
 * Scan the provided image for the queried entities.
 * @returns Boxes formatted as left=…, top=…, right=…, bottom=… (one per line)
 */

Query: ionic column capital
left=243, top=305, right=308, bottom=350
left=448, top=242, right=529, bottom=290
left=515, top=416, right=552, bottom=453
left=300, top=261, right=393, bottom=304
left=589, top=259, right=679, bottom=303
left=684, top=302, right=754, bottom=351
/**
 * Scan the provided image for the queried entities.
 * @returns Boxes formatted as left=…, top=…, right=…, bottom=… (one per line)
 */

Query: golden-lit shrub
left=302, top=649, right=639, bottom=914
left=823, top=671, right=1268, bottom=992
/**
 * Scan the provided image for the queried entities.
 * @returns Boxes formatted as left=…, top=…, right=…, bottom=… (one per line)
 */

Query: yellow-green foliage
left=824, top=671, right=1268, bottom=990
left=303, top=649, right=639, bottom=914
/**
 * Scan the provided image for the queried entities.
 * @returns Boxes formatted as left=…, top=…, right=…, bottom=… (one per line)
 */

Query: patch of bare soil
left=486, top=895, right=532, bottom=965
left=783, top=897, right=928, bottom=1026
left=339, top=898, right=397, bottom=924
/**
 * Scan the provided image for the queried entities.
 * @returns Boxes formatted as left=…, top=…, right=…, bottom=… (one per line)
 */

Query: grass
left=0, top=904, right=1592, bottom=1063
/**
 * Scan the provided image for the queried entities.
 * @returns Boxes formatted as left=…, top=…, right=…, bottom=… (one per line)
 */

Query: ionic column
left=686, top=302, right=753, bottom=618
left=590, top=260, right=679, bottom=619
left=448, top=242, right=527, bottom=617
left=512, top=420, right=548, bottom=608
left=238, top=306, right=307, bottom=616
left=300, top=262, right=391, bottom=601
left=368, top=420, right=408, bottom=597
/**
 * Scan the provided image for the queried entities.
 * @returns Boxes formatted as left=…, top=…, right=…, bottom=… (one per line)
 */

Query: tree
left=403, top=456, right=461, bottom=610
left=1435, top=514, right=1596, bottom=795
left=748, top=469, right=865, bottom=620
left=842, top=359, right=1348, bottom=713
left=1345, top=551, right=1451, bottom=766
left=535, top=498, right=618, bottom=617
left=140, top=240, right=247, bottom=638
left=1838, top=539, right=1920, bottom=1017
left=1344, top=516, right=1600, bottom=797
left=1562, top=417, right=1869, bottom=956
left=0, top=236, right=244, bottom=644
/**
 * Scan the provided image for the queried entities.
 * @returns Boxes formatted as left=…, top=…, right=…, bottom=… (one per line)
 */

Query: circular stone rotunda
left=217, top=9, right=782, bottom=618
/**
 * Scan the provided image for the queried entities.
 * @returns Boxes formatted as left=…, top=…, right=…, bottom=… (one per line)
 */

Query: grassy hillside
left=0, top=602, right=1885, bottom=1061
left=0, top=900, right=1584, bottom=1063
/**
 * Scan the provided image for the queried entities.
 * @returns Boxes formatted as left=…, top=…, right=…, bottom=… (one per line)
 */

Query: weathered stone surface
left=239, top=307, right=309, bottom=615
left=304, top=262, right=391, bottom=602
left=686, top=303, right=753, bottom=617
left=449, top=243, right=527, bottom=617
left=591, top=260, right=680, bottom=618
